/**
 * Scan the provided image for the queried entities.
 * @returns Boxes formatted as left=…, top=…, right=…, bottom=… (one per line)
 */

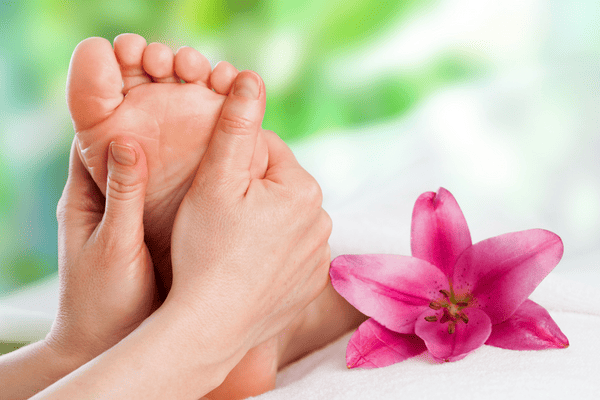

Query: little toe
left=114, top=33, right=151, bottom=94
left=174, top=46, right=211, bottom=86
left=210, top=61, right=239, bottom=94
left=143, top=42, right=178, bottom=83
left=67, top=37, right=123, bottom=132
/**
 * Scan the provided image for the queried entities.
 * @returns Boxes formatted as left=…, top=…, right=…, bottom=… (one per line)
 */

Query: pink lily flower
left=330, top=188, right=568, bottom=367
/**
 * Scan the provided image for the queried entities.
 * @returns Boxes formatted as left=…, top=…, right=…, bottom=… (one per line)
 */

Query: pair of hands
left=48, top=71, right=331, bottom=384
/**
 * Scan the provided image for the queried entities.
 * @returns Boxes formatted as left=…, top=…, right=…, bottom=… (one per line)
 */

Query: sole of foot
left=66, top=34, right=267, bottom=296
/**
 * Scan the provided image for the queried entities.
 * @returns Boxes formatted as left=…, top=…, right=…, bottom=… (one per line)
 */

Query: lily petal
left=411, top=188, right=472, bottom=278
left=452, top=229, right=563, bottom=324
left=486, top=299, right=569, bottom=350
left=330, top=254, right=449, bottom=333
left=415, top=307, right=492, bottom=362
left=347, top=318, right=427, bottom=369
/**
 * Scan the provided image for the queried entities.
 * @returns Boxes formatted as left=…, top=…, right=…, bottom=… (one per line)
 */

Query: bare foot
left=66, top=34, right=365, bottom=400
left=66, top=34, right=267, bottom=298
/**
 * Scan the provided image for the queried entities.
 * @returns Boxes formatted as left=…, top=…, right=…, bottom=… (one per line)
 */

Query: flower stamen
left=448, top=322, right=456, bottom=334
left=427, top=291, right=474, bottom=334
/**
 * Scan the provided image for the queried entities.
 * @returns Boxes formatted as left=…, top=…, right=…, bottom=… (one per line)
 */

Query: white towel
left=255, top=274, right=600, bottom=400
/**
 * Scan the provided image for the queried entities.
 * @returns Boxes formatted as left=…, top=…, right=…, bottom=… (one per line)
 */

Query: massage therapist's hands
left=48, top=137, right=157, bottom=360
left=0, top=137, right=157, bottom=399
left=30, top=71, right=331, bottom=400
left=168, top=70, right=332, bottom=360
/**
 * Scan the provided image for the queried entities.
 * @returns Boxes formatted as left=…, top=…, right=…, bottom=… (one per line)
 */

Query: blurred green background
left=0, top=0, right=485, bottom=292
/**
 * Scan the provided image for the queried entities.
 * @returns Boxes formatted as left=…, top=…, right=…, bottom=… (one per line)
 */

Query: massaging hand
left=21, top=71, right=331, bottom=399
left=47, top=136, right=157, bottom=363
left=168, top=70, right=332, bottom=358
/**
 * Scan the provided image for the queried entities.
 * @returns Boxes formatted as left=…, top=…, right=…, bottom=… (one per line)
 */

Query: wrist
left=128, top=298, right=249, bottom=395
left=158, top=295, right=250, bottom=371
left=44, top=317, right=107, bottom=371
left=42, top=332, right=92, bottom=377
left=31, top=302, right=249, bottom=399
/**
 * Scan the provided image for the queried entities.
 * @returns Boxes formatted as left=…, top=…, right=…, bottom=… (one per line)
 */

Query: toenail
left=233, top=72, right=260, bottom=99
left=110, top=143, right=137, bottom=166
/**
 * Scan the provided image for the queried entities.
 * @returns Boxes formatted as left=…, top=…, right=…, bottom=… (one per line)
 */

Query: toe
left=174, top=46, right=211, bottom=86
left=67, top=37, right=123, bottom=132
left=210, top=61, right=239, bottom=94
left=143, top=42, right=178, bottom=83
left=114, top=33, right=151, bottom=94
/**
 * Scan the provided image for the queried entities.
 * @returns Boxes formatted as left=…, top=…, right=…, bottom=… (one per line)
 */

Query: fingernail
left=233, top=72, right=260, bottom=99
left=110, top=143, right=137, bottom=166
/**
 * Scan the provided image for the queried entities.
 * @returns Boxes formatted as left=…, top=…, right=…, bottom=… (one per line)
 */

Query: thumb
left=199, top=70, right=266, bottom=191
left=100, top=137, right=148, bottom=236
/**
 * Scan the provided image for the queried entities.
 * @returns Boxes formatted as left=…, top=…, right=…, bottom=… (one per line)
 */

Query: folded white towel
left=256, top=255, right=600, bottom=400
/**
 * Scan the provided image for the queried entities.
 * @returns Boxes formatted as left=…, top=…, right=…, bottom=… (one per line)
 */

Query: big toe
left=67, top=37, right=124, bottom=132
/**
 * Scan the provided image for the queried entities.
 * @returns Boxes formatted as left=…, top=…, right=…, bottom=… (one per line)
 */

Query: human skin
left=0, top=72, right=332, bottom=399
left=66, top=38, right=287, bottom=397
left=66, top=34, right=366, bottom=399
left=35, top=72, right=332, bottom=399
left=0, top=136, right=156, bottom=399
left=67, top=34, right=268, bottom=298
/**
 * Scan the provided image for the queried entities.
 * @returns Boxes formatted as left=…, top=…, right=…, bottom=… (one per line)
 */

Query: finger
left=99, top=137, right=148, bottom=239
left=57, top=138, right=107, bottom=254
left=262, top=129, right=297, bottom=169
left=259, top=129, right=309, bottom=186
left=57, top=138, right=105, bottom=226
left=198, top=70, right=266, bottom=194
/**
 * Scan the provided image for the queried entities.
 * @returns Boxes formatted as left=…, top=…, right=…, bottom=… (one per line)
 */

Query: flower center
left=424, top=289, right=472, bottom=334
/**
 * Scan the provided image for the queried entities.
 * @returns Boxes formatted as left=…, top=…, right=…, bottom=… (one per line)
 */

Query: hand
left=25, top=71, right=331, bottom=400
left=167, top=71, right=332, bottom=360
left=47, top=137, right=157, bottom=364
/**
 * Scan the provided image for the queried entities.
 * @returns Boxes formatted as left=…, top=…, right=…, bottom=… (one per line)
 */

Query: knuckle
left=107, top=175, right=142, bottom=201
left=320, top=211, right=333, bottom=239
left=218, top=113, right=255, bottom=135
left=296, top=178, right=323, bottom=208
left=313, top=255, right=332, bottom=296
left=319, top=264, right=330, bottom=292
left=317, top=242, right=331, bottom=267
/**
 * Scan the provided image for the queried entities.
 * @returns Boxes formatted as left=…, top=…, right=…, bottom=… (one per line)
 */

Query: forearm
left=0, top=339, right=85, bottom=399
left=31, top=301, right=245, bottom=400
